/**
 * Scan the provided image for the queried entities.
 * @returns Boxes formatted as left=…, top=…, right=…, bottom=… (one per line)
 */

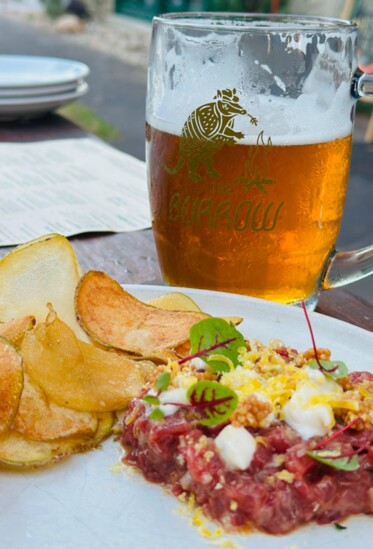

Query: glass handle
left=321, top=246, right=373, bottom=290
left=321, top=69, right=373, bottom=292
left=351, top=68, right=373, bottom=99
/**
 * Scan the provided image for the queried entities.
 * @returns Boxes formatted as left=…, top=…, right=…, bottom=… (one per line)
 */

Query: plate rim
left=0, top=55, right=90, bottom=88
left=0, top=82, right=88, bottom=107
left=125, top=283, right=373, bottom=340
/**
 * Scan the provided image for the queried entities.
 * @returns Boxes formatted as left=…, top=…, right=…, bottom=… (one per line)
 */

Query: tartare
left=121, top=317, right=373, bottom=535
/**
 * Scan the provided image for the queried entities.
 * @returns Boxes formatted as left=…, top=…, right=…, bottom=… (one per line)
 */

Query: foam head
left=147, top=15, right=357, bottom=144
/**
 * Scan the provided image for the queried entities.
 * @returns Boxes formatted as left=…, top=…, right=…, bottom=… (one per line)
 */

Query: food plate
left=0, top=56, right=89, bottom=88
left=0, top=83, right=88, bottom=120
left=0, top=80, right=86, bottom=98
left=1, top=285, right=372, bottom=549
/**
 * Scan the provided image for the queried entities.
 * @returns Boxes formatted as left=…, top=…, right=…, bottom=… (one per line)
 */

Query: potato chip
left=146, top=292, right=242, bottom=326
left=22, top=310, right=147, bottom=412
left=146, top=292, right=203, bottom=312
left=75, top=271, right=207, bottom=356
left=0, top=315, right=35, bottom=349
left=0, top=233, right=87, bottom=340
left=0, top=412, right=115, bottom=468
left=0, top=337, right=23, bottom=437
left=13, top=373, right=98, bottom=441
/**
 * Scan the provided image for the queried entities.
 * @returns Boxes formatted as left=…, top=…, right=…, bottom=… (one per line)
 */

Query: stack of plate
left=0, top=55, right=89, bottom=120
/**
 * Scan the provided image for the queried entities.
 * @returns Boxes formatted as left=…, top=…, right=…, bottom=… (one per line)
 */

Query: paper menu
left=0, top=137, right=151, bottom=247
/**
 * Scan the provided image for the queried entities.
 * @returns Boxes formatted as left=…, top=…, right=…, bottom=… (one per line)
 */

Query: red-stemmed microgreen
left=143, top=394, right=161, bottom=406
left=143, top=371, right=171, bottom=419
left=313, top=418, right=361, bottom=450
left=306, top=449, right=360, bottom=471
left=149, top=407, right=166, bottom=420
left=155, top=371, right=171, bottom=392
left=144, top=375, right=238, bottom=426
left=306, top=417, right=367, bottom=471
left=186, top=381, right=238, bottom=425
left=301, top=302, right=348, bottom=380
left=178, top=318, right=245, bottom=372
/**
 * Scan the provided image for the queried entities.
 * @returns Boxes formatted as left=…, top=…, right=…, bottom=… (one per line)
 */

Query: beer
left=146, top=13, right=365, bottom=306
left=147, top=123, right=352, bottom=304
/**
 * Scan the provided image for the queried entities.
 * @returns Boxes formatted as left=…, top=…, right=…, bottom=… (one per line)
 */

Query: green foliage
left=58, top=103, right=122, bottom=143
left=155, top=372, right=171, bottom=392
left=306, top=449, right=360, bottom=471
left=187, top=381, right=238, bottom=425
left=308, top=359, right=348, bottom=380
left=41, top=0, right=64, bottom=19
left=190, top=318, right=244, bottom=372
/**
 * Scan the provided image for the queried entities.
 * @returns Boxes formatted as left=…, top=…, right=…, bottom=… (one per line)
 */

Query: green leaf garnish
left=143, top=394, right=160, bottom=405
left=189, top=318, right=245, bottom=372
left=335, top=523, right=347, bottom=530
left=306, top=449, right=360, bottom=471
left=308, top=359, right=348, bottom=380
left=186, top=380, right=238, bottom=425
left=155, top=372, right=171, bottom=392
left=301, top=303, right=349, bottom=379
left=149, top=407, right=165, bottom=420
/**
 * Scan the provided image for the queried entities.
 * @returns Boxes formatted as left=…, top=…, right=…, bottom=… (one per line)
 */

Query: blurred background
left=0, top=0, right=372, bottom=302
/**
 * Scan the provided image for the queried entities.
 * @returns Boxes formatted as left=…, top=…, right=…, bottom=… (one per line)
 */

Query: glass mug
left=146, top=13, right=373, bottom=308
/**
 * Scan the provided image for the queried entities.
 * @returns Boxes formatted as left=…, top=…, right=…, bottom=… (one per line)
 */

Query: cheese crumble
left=146, top=337, right=371, bottom=461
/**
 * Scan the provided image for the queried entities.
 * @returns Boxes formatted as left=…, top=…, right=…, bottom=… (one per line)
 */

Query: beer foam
left=147, top=18, right=356, bottom=145
left=147, top=81, right=354, bottom=145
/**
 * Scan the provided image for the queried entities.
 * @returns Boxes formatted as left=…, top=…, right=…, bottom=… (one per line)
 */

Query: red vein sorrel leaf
left=181, top=318, right=245, bottom=372
left=301, top=302, right=348, bottom=380
left=307, top=418, right=366, bottom=471
left=186, top=381, right=238, bottom=426
left=306, top=449, right=360, bottom=471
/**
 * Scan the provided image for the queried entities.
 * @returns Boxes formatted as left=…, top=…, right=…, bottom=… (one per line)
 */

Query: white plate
left=0, top=55, right=89, bottom=88
left=0, top=82, right=88, bottom=120
left=0, top=285, right=372, bottom=549
left=0, top=79, right=86, bottom=98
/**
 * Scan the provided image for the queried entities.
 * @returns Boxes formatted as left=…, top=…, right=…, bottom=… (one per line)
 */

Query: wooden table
left=1, top=115, right=372, bottom=333
left=62, top=230, right=372, bottom=333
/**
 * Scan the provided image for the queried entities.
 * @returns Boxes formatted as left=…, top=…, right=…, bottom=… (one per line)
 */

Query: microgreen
left=306, top=449, right=360, bottom=471
left=306, top=418, right=367, bottom=471
left=334, top=523, right=347, bottom=530
left=308, top=359, right=348, bottom=380
left=179, top=318, right=245, bottom=372
left=313, top=418, right=361, bottom=450
left=149, top=407, right=165, bottom=420
left=143, top=371, right=171, bottom=418
left=143, top=394, right=160, bottom=406
left=301, top=302, right=348, bottom=380
left=186, top=381, right=238, bottom=425
left=155, top=372, right=171, bottom=392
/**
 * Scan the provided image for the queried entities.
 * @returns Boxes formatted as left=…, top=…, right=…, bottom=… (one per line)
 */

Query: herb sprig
left=142, top=371, right=171, bottom=419
left=306, top=418, right=367, bottom=471
left=144, top=375, right=238, bottom=426
left=186, top=381, right=238, bottom=425
left=179, top=318, right=245, bottom=372
left=301, top=302, right=348, bottom=380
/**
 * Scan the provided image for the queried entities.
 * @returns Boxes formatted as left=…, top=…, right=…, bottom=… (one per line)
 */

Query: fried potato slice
left=13, top=373, right=98, bottom=441
left=75, top=271, right=207, bottom=356
left=0, top=315, right=35, bottom=349
left=146, top=292, right=203, bottom=312
left=0, top=233, right=87, bottom=340
left=21, top=310, right=146, bottom=412
left=146, top=292, right=242, bottom=326
left=0, top=412, right=115, bottom=469
left=0, top=337, right=23, bottom=437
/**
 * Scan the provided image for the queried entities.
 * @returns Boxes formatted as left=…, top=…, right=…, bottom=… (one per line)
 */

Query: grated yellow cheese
left=275, top=470, right=295, bottom=483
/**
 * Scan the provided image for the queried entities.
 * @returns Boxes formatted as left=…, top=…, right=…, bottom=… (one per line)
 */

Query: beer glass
left=146, top=13, right=373, bottom=308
